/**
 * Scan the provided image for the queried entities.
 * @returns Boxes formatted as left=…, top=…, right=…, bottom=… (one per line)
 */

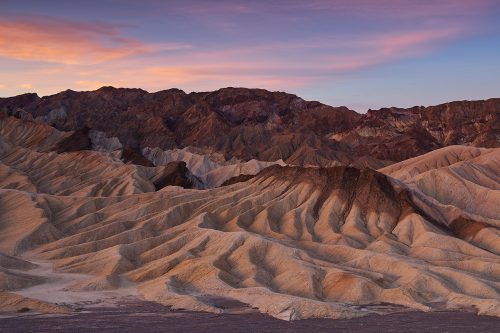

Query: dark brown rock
left=150, top=161, right=192, bottom=190
left=1, top=87, right=498, bottom=166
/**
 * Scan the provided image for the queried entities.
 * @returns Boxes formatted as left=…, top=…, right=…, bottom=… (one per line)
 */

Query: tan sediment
left=0, top=120, right=499, bottom=320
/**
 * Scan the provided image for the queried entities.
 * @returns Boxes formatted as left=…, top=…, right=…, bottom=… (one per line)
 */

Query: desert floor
left=1, top=300, right=499, bottom=333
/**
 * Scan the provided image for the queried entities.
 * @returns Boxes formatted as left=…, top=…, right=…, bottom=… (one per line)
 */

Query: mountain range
left=1, top=87, right=498, bottom=169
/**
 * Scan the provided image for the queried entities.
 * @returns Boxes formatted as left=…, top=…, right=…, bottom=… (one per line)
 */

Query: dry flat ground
left=0, top=301, right=499, bottom=333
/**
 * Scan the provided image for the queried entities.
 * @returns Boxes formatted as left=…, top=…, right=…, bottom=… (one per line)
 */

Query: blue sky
left=1, top=0, right=499, bottom=111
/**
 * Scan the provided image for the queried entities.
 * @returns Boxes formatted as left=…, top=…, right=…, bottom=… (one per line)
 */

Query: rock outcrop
left=0, top=116, right=499, bottom=320
left=0, top=91, right=499, bottom=321
left=0, top=87, right=497, bottom=167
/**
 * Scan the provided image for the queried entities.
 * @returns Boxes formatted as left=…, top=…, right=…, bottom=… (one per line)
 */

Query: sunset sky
left=1, top=0, right=499, bottom=111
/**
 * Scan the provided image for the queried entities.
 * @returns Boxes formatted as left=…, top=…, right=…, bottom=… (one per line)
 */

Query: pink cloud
left=57, top=26, right=459, bottom=92
left=0, top=24, right=470, bottom=97
left=321, top=27, right=466, bottom=72
left=0, top=15, right=189, bottom=65
left=0, top=1, right=491, bottom=97
left=141, top=26, right=466, bottom=76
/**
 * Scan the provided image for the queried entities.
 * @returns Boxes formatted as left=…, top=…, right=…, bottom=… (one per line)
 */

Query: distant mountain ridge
left=1, top=87, right=498, bottom=166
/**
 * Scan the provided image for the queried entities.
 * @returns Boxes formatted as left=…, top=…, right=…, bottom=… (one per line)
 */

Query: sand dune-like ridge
left=0, top=116, right=72, bottom=152
left=380, top=146, right=500, bottom=227
left=0, top=120, right=190, bottom=196
left=1, top=167, right=499, bottom=319
left=0, top=119, right=499, bottom=320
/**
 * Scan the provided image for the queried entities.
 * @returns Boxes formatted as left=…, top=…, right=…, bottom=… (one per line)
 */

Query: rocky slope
left=143, top=146, right=286, bottom=188
left=334, top=100, right=500, bottom=161
left=0, top=116, right=499, bottom=320
left=380, top=145, right=500, bottom=234
left=0, top=116, right=192, bottom=196
left=2, top=87, right=496, bottom=167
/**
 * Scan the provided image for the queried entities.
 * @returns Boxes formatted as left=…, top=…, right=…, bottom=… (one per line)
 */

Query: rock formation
left=3, top=87, right=496, bottom=167
left=0, top=115, right=499, bottom=320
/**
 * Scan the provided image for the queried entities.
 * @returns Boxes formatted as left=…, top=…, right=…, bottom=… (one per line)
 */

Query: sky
left=1, top=0, right=500, bottom=111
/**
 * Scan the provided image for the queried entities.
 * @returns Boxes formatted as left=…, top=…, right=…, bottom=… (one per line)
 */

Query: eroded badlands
left=0, top=114, right=499, bottom=321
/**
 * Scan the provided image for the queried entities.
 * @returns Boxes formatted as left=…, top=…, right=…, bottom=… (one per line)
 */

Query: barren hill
left=1, top=87, right=498, bottom=168
left=0, top=115, right=499, bottom=320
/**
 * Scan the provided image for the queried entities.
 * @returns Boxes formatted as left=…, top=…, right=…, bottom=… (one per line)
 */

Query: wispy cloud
left=24, top=25, right=453, bottom=97
left=0, top=0, right=497, bottom=109
left=138, top=26, right=466, bottom=78
left=0, top=24, right=471, bottom=96
left=0, top=15, right=190, bottom=65
left=320, top=26, right=466, bottom=73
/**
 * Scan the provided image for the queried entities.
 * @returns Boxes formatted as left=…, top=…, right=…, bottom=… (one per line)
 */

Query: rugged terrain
left=0, top=99, right=499, bottom=321
left=1, top=87, right=498, bottom=170
left=0, top=102, right=500, bottom=320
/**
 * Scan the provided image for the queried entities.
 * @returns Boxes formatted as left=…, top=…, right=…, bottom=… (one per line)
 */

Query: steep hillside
left=2, top=87, right=496, bottom=166
left=0, top=118, right=499, bottom=320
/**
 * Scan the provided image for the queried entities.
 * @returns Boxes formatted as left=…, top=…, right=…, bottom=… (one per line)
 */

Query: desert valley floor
left=1, top=301, right=500, bottom=333
left=0, top=89, right=499, bottom=331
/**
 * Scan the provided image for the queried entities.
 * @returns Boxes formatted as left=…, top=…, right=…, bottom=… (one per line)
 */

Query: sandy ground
left=0, top=300, right=499, bottom=333
left=14, top=260, right=140, bottom=308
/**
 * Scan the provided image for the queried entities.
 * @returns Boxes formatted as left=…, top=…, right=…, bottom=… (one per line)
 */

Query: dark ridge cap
left=95, top=86, right=148, bottom=94
left=251, top=164, right=400, bottom=220
left=219, top=174, right=256, bottom=187
left=208, top=86, right=300, bottom=98
left=41, top=89, right=77, bottom=99
left=215, top=86, right=270, bottom=92
left=200, top=87, right=355, bottom=114
left=367, top=106, right=410, bottom=114
left=0, top=92, right=40, bottom=101
left=434, top=98, right=500, bottom=107
left=40, top=86, right=149, bottom=98
left=250, top=165, right=459, bottom=238
left=151, top=88, right=187, bottom=95
left=253, top=164, right=386, bottom=184
left=366, top=97, right=500, bottom=114
left=97, top=86, right=117, bottom=90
